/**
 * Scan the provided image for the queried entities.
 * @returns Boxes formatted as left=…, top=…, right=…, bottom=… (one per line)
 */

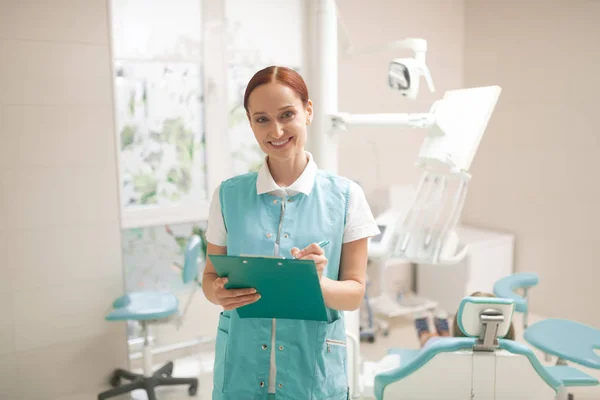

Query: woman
left=203, top=66, right=380, bottom=400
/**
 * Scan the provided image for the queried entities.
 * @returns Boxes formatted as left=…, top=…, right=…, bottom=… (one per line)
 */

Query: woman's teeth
left=270, top=137, right=292, bottom=147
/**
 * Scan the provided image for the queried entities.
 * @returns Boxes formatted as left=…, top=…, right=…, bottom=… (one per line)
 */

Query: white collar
left=256, top=151, right=318, bottom=196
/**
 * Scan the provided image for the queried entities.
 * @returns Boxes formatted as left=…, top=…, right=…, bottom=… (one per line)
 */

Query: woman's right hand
left=212, top=277, right=261, bottom=310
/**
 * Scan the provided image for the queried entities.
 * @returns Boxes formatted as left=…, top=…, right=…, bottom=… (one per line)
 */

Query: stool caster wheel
left=109, top=372, right=121, bottom=388
left=189, top=383, right=198, bottom=396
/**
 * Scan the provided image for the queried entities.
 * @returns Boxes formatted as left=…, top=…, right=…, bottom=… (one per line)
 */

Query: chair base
left=98, top=361, right=198, bottom=400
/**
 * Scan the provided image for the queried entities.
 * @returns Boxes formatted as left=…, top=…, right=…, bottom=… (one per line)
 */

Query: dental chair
left=374, top=296, right=597, bottom=400
left=98, top=235, right=203, bottom=400
left=494, top=273, right=600, bottom=395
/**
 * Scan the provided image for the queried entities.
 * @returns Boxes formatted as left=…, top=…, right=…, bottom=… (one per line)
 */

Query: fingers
left=290, top=247, right=300, bottom=258
left=215, top=277, right=254, bottom=296
left=293, top=252, right=327, bottom=265
left=220, top=287, right=258, bottom=298
left=213, top=277, right=261, bottom=310
left=292, top=242, right=325, bottom=259
left=213, top=277, right=228, bottom=289
left=222, top=293, right=261, bottom=310
left=299, top=254, right=327, bottom=265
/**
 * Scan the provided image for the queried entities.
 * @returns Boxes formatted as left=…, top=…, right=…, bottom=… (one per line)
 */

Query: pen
left=316, top=240, right=330, bottom=249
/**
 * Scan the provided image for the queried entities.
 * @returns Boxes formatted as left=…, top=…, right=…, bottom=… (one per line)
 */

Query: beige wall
left=462, top=0, right=600, bottom=326
left=0, top=1, right=129, bottom=399
left=336, top=0, right=465, bottom=215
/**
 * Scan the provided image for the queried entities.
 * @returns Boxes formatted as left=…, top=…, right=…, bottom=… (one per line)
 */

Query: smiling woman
left=201, top=65, right=381, bottom=399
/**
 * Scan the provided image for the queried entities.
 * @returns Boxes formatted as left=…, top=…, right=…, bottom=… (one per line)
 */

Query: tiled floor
left=103, top=313, right=600, bottom=399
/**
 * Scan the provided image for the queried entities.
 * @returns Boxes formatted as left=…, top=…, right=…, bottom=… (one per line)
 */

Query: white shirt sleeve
left=205, top=184, right=228, bottom=247
left=343, top=181, right=381, bottom=243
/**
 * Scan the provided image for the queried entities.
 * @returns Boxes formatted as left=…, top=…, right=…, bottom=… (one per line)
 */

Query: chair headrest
left=456, top=296, right=515, bottom=338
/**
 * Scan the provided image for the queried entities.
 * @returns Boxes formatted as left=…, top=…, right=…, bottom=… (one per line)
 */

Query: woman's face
left=246, top=82, right=313, bottom=162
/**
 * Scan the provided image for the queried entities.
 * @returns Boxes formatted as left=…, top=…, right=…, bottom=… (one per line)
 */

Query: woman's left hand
left=291, top=243, right=328, bottom=281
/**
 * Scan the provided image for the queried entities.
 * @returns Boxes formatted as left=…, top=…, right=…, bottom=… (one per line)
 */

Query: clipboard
left=208, top=254, right=331, bottom=322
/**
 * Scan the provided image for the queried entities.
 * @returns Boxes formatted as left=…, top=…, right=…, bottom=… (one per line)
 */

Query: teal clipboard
left=208, top=254, right=330, bottom=322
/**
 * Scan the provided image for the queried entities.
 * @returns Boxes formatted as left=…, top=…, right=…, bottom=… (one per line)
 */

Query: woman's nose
left=272, top=122, right=285, bottom=137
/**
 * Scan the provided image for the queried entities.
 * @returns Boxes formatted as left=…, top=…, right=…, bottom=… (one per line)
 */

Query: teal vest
left=212, top=170, right=351, bottom=400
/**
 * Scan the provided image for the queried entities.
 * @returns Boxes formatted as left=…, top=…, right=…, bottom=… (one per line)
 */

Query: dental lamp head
left=388, top=58, right=435, bottom=99
left=386, top=38, right=435, bottom=99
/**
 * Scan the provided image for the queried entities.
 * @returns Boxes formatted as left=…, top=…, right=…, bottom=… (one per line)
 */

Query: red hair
left=243, top=66, right=309, bottom=112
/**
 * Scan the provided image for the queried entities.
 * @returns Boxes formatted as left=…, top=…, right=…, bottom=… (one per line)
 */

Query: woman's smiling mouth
left=269, top=136, right=293, bottom=149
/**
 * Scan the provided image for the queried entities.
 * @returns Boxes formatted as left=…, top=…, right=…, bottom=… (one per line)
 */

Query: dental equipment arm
left=330, top=86, right=502, bottom=265
left=329, top=112, right=433, bottom=130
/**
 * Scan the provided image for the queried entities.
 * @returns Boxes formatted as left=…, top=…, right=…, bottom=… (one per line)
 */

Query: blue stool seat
left=387, top=348, right=420, bottom=366
left=106, top=292, right=179, bottom=321
left=524, top=318, right=600, bottom=370
left=493, top=272, right=539, bottom=313
left=544, top=366, right=599, bottom=387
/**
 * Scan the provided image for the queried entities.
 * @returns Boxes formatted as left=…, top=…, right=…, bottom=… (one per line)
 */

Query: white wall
left=0, top=1, right=129, bottom=398
left=336, top=0, right=465, bottom=215
left=462, top=0, right=600, bottom=326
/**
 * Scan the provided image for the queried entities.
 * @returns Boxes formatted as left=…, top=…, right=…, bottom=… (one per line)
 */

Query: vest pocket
left=319, top=337, right=348, bottom=397
left=326, top=339, right=347, bottom=353
left=214, top=312, right=230, bottom=391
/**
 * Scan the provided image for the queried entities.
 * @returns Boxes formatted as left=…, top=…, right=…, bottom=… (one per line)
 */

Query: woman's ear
left=305, top=99, right=313, bottom=125
left=246, top=112, right=252, bottom=126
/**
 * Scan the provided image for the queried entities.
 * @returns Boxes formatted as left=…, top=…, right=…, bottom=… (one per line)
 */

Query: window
left=110, top=0, right=214, bottom=229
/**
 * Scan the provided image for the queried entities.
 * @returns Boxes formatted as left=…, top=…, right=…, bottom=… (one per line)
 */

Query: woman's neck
left=267, top=151, right=308, bottom=188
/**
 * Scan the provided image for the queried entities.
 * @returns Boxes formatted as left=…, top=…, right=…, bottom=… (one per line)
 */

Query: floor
left=104, top=313, right=600, bottom=400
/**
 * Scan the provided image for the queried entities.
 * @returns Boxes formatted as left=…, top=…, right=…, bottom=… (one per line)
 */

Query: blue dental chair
left=494, top=272, right=600, bottom=398
left=98, top=235, right=204, bottom=400
left=375, top=296, right=598, bottom=400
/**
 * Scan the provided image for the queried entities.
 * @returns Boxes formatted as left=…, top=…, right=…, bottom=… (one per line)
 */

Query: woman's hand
left=291, top=243, right=328, bottom=281
left=212, top=277, right=261, bottom=310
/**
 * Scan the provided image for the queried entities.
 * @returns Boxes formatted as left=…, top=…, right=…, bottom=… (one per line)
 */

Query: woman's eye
left=256, top=117, right=267, bottom=123
left=281, top=111, right=294, bottom=119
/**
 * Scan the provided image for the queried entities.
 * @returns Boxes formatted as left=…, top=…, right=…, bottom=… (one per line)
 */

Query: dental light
left=385, top=38, right=435, bottom=99
left=343, top=37, right=435, bottom=100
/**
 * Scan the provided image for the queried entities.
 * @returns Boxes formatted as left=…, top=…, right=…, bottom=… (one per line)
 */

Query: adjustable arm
left=329, top=112, right=434, bottom=130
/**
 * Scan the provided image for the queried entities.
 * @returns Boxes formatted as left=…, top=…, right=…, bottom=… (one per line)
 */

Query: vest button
left=260, top=381, right=265, bottom=387
left=279, top=345, right=284, bottom=351
left=262, top=344, right=268, bottom=350
left=284, top=233, right=289, bottom=239
left=266, top=233, right=272, bottom=238
left=273, top=199, right=278, bottom=204
left=279, top=383, right=283, bottom=388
